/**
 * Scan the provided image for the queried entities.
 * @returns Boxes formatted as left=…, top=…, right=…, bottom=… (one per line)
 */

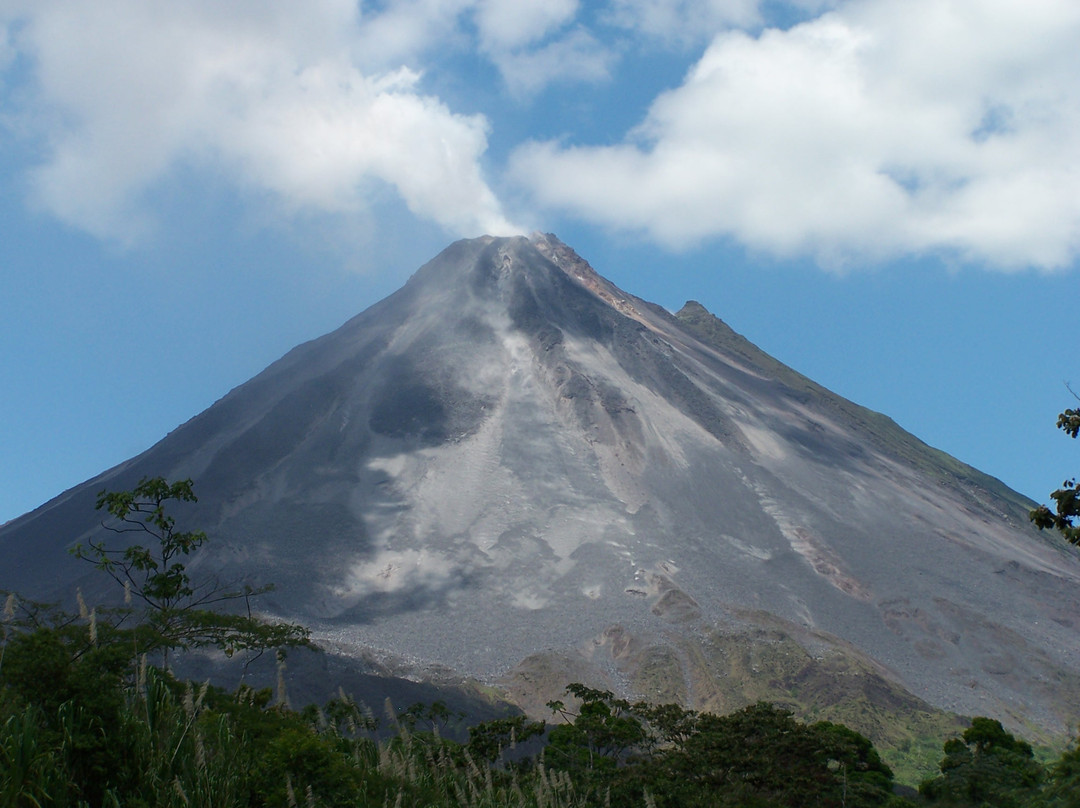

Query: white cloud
left=491, top=27, right=614, bottom=97
left=474, top=0, right=578, bottom=51
left=9, top=0, right=1078, bottom=267
left=349, top=0, right=604, bottom=94
left=511, top=0, right=1080, bottom=270
left=469, top=0, right=613, bottom=96
left=351, top=0, right=474, bottom=68
left=3, top=0, right=518, bottom=242
left=604, top=0, right=763, bottom=45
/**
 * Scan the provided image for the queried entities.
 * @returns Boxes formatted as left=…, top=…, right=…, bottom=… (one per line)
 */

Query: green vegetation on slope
left=5, top=634, right=1080, bottom=808
left=683, top=623, right=966, bottom=785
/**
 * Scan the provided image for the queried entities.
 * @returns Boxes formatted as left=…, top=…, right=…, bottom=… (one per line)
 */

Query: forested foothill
left=3, top=450, right=1080, bottom=806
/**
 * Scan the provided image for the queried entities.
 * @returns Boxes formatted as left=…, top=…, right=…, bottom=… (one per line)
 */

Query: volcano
left=4, top=234, right=1080, bottom=752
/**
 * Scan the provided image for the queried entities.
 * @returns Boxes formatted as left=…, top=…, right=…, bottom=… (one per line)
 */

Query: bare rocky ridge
left=4, top=234, right=1080, bottom=756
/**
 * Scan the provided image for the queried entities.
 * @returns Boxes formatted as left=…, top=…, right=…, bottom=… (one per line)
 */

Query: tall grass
left=0, top=663, right=602, bottom=807
left=0, top=703, right=67, bottom=806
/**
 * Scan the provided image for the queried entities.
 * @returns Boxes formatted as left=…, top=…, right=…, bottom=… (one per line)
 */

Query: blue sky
left=1, top=0, right=1078, bottom=524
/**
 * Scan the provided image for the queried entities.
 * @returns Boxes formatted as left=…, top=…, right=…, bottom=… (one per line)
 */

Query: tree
left=545, top=684, right=649, bottom=774
left=919, top=716, right=1044, bottom=807
left=1030, top=388, right=1080, bottom=544
left=647, top=702, right=896, bottom=808
left=72, top=476, right=312, bottom=666
left=1046, top=733, right=1080, bottom=807
left=0, top=477, right=313, bottom=802
left=466, top=714, right=546, bottom=764
left=541, top=690, right=900, bottom=808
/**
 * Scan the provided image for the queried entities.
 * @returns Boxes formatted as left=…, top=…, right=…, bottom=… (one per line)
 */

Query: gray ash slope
left=5, top=234, right=1080, bottom=731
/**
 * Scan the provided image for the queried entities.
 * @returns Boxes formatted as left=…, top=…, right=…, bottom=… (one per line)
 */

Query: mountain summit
left=4, top=234, right=1080, bottom=740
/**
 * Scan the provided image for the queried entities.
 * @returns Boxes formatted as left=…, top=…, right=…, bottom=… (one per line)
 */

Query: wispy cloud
left=474, top=0, right=579, bottom=50
left=468, top=0, right=614, bottom=96
left=489, top=27, right=614, bottom=97
left=602, top=0, right=763, bottom=45
left=512, top=0, right=1080, bottom=270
